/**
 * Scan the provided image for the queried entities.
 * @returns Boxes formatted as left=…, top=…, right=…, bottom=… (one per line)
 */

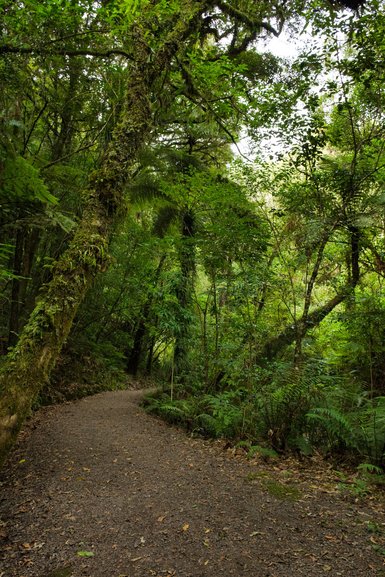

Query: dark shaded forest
left=1, top=0, right=385, bottom=479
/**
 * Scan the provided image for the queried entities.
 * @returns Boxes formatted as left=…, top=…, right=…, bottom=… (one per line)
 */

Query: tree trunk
left=127, top=255, right=166, bottom=375
left=174, top=209, right=196, bottom=377
left=261, top=293, right=346, bottom=360
left=0, top=64, right=153, bottom=465
left=7, top=228, right=24, bottom=348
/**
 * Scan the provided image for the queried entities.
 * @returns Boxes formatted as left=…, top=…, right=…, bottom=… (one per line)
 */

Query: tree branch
left=215, top=0, right=280, bottom=37
left=0, top=44, right=133, bottom=60
left=258, top=292, right=348, bottom=361
left=41, top=113, right=113, bottom=171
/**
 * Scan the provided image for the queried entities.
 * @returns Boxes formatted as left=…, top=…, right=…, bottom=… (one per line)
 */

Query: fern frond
left=129, top=172, right=163, bottom=204
left=306, top=407, right=356, bottom=448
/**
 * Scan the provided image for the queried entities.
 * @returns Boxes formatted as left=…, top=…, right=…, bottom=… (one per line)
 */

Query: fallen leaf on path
left=134, top=536, right=146, bottom=547
left=182, top=523, right=189, bottom=531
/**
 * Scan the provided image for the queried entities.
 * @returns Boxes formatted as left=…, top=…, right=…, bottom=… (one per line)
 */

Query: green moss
left=261, top=479, right=302, bottom=501
left=245, top=470, right=270, bottom=482
left=247, top=444, right=279, bottom=460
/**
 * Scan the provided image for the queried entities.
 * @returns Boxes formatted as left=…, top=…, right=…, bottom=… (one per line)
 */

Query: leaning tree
left=0, top=0, right=364, bottom=464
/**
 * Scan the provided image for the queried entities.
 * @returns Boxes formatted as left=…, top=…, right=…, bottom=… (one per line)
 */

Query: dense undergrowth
left=36, top=344, right=128, bottom=406
left=144, top=358, right=385, bottom=473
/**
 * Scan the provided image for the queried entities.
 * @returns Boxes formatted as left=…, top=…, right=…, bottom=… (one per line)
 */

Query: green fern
left=145, top=397, right=197, bottom=426
left=357, top=463, right=383, bottom=475
left=306, top=407, right=356, bottom=449
left=196, top=412, right=220, bottom=436
left=2, top=155, right=57, bottom=204
left=255, top=368, right=324, bottom=450
left=355, top=397, right=385, bottom=465
left=201, top=393, right=244, bottom=437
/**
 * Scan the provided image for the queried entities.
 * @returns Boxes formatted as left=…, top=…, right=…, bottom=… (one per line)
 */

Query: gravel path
left=0, top=389, right=384, bottom=577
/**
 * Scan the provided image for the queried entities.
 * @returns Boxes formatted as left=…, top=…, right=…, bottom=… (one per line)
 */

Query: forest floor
left=1, top=386, right=385, bottom=577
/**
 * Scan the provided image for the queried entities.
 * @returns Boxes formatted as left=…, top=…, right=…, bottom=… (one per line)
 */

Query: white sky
left=232, top=31, right=314, bottom=160
left=260, top=34, right=301, bottom=59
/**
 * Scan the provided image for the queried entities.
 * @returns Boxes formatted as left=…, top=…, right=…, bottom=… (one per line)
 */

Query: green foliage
left=0, top=244, right=17, bottom=280
left=333, top=294, right=385, bottom=395
left=357, top=463, right=384, bottom=476
left=253, top=363, right=326, bottom=451
left=198, top=393, right=245, bottom=437
left=144, top=393, right=200, bottom=427
left=145, top=388, right=249, bottom=438
left=306, top=397, right=385, bottom=466
left=306, top=407, right=356, bottom=449
left=1, top=155, right=57, bottom=205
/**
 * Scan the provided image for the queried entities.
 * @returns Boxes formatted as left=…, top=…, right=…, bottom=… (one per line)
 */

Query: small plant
left=254, top=362, right=325, bottom=451
left=357, top=463, right=383, bottom=475
left=200, top=393, right=245, bottom=437
left=144, top=394, right=200, bottom=428
left=372, top=544, right=385, bottom=557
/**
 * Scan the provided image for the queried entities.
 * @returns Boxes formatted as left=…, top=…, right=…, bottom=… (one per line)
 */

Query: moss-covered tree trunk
left=0, top=2, right=208, bottom=465
left=0, top=65, right=152, bottom=462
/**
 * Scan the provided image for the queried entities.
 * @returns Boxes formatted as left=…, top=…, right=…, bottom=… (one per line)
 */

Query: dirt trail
left=0, top=389, right=384, bottom=577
